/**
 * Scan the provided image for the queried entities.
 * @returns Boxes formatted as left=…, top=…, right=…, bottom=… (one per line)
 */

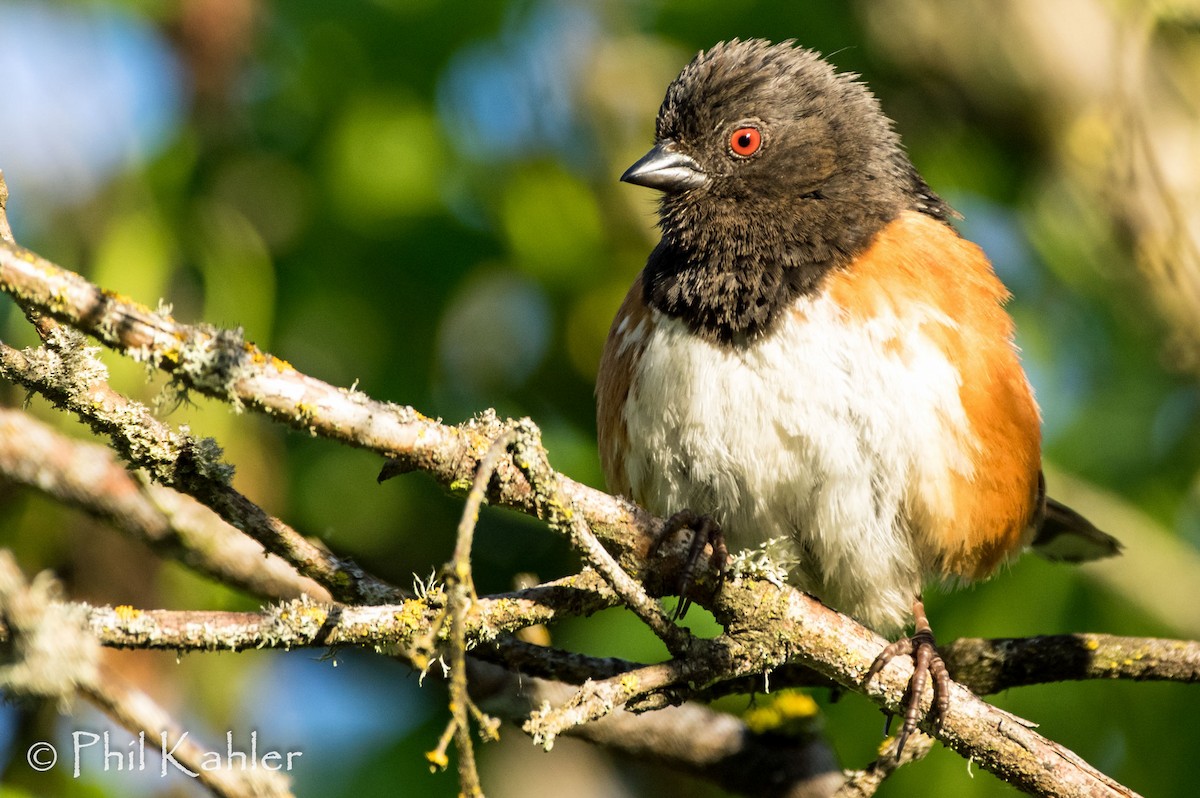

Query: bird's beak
left=620, top=141, right=708, bottom=192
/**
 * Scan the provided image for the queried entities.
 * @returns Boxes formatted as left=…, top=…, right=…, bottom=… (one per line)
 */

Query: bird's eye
left=729, top=126, right=762, bottom=157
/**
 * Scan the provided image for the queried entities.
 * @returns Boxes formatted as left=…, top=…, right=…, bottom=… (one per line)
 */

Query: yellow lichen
left=299, top=605, right=328, bottom=624
left=424, top=749, right=449, bottom=771
left=743, top=691, right=820, bottom=736
left=114, top=605, right=142, bottom=622
left=393, top=604, right=425, bottom=632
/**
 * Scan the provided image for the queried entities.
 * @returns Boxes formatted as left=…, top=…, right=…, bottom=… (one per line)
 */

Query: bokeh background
left=1, top=1, right=1198, bottom=796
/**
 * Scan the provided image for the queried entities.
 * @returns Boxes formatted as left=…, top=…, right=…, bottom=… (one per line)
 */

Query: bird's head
left=622, top=40, right=952, bottom=343
left=623, top=39, right=949, bottom=268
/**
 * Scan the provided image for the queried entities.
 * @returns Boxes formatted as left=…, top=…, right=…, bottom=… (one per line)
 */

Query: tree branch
left=439, top=430, right=515, bottom=796
left=942, top=634, right=1200, bottom=693
left=82, top=668, right=294, bottom=798
left=0, top=237, right=661, bottom=584
left=0, top=551, right=292, bottom=798
left=0, top=171, right=13, bottom=244
left=0, top=327, right=401, bottom=604
left=5, top=587, right=1188, bottom=797
left=834, top=733, right=937, bottom=798
left=0, top=408, right=329, bottom=602
left=474, top=630, right=1200, bottom=701
left=704, top=581, right=1141, bottom=798
left=0, top=190, right=1167, bottom=797
left=70, top=573, right=615, bottom=654
left=509, top=419, right=694, bottom=655
left=470, top=658, right=846, bottom=798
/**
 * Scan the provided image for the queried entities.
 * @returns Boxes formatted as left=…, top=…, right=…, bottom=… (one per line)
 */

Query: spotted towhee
left=596, top=39, right=1121, bottom=750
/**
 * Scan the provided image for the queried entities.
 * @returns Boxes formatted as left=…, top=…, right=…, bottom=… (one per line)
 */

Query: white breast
left=620, top=295, right=973, bottom=633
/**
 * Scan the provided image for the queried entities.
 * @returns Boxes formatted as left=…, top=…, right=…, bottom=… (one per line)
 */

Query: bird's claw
left=866, top=621, right=951, bottom=757
left=650, top=509, right=729, bottom=619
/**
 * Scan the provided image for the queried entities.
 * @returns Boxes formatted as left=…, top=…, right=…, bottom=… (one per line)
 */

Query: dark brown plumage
left=633, top=39, right=952, bottom=343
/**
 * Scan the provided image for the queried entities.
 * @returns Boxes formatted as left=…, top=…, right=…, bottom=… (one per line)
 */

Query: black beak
left=620, top=141, right=707, bottom=192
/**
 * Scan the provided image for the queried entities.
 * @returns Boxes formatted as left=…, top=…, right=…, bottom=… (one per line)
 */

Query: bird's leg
left=649, top=509, right=729, bottom=619
left=865, top=595, right=951, bottom=756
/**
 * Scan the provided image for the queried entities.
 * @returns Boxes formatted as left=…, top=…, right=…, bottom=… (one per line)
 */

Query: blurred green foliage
left=1, top=1, right=1198, bottom=797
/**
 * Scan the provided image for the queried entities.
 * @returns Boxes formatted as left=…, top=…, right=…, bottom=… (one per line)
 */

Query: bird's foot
left=865, top=598, right=951, bottom=757
left=650, top=509, right=729, bottom=619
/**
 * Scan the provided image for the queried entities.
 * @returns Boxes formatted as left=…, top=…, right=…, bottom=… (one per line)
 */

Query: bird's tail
left=1032, top=496, right=1123, bottom=563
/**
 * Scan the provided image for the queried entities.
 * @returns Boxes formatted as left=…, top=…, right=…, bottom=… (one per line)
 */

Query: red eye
left=729, top=126, right=762, bottom=157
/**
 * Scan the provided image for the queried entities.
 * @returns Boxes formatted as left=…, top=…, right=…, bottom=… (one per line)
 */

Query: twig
left=471, top=658, right=845, bottom=798
left=478, top=630, right=1200, bottom=706
left=424, top=719, right=456, bottom=774
left=0, top=234, right=450, bottom=452
left=509, top=419, right=693, bottom=656
left=475, top=634, right=841, bottom=698
left=521, top=659, right=689, bottom=749
left=0, top=551, right=97, bottom=701
left=0, top=242, right=663, bottom=587
left=52, top=572, right=616, bottom=653
left=942, top=634, right=1200, bottom=692
left=443, top=431, right=515, bottom=797
left=834, top=732, right=936, bottom=798
left=473, top=635, right=648, bottom=685
left=0, top=172, right=14, bottom=244
left=0, top=552, right=291, bottom=798
left=0, top=408, right=329, bottom=601
left=706, top=580, right=1142, bottom=798
left=82, top=669, right=294, bottom=798
left=451, top=430, right=517, bottom=594
left=0, top=333, right=400, bottom=604
left=49, top=598, right=1199, bottom=698
left=78, top=587, right=1170, bottom=797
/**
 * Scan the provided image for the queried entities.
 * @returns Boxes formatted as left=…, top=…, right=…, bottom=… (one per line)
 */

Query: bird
left=595, top=38, right=1121, bottom=752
